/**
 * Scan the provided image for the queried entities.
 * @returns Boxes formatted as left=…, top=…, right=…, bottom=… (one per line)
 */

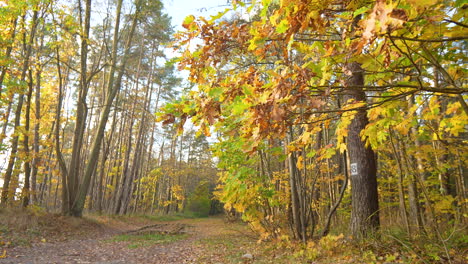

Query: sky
left=160, top=0, right=233, bottom=134
left=0, top=0, right=231, bottom=188
left=162, top=0, right=230, bottom=31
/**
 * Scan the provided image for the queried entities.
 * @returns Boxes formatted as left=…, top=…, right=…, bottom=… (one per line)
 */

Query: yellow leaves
left=319, top=59, right=331, bottom=86
left=323, top=45, right=334, bottom=57
left=368, top=105, right=382, bottom=121
left=171, top=185, right=185, bottom=201
left=276, top=19, right=290, bottom=34
left=446, top=101, right=463, bottom=116
left=439, top=102, right=468, bottom=137
left=336, top=101, right=367, bottom=153
left=336, top=111, right=352, bottom=153
left=0, top=250, right=6, bottom=259
left=294, top=233, right=346, bottom=261
left=248, top=33, right=262, bottom=51
left=406, top=0, right=438, bottom=8
left=296, top=156, right=304, bottom=170
left=434, top=195, right=455, bottom=214
left=269, top=12, right=280, bottom=26
left=257, top=90, right=271, bottom=104
left=355, top=54, right=379, bottom=70
left=426, top=96, right=441, bottom=120
left=338, top=143, right=347, bottom=153
left=182, top=15, right=196, bottom=30
left=209, top=8, right=230, bottom=23
left=447, top=64, right=466, bottom=80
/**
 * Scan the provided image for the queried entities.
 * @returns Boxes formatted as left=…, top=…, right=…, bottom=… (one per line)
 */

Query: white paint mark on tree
left=350, top=163, right=358, bottom=176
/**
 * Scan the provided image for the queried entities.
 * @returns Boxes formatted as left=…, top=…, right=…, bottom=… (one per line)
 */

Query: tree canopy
left=161, top=0, right=467, bottom=241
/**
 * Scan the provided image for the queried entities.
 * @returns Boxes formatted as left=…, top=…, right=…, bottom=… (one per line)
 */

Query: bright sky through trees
left=163, top=0, right=228, bottom=30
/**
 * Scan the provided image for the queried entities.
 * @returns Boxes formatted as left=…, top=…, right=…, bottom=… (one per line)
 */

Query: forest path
left=0, top=216, right=255, bottom=264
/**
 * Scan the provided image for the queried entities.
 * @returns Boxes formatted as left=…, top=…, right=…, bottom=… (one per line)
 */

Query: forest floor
left=0, top=208, right=466, bottom=263
left=0, top=209, right=281, bottom=264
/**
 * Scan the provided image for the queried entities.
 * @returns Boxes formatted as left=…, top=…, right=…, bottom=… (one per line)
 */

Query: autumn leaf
left=182, top=15, right=195, bottom=29
left=276, top=19, right=289, bottom=34
left=271, top=104, right=285, bottom=121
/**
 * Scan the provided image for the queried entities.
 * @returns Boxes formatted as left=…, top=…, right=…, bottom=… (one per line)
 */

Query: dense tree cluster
left=0, top=0, right=217, bottom=217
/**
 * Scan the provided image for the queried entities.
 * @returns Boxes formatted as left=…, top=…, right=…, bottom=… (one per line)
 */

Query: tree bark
left=66, top=0, right=92, bottom=215
left=287, top=127, right=303, bottom=240
left=21, top=70, right=34, bottom=207
left=389, top=128, right=410, bottom=235
left=343, top=62, right=380, bottom=238
left=31, top=59, right=42, bottom=204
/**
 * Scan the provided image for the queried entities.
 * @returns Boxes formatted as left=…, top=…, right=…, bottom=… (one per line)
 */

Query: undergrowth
left=0, top=206, right=103, bottom=248
left=198, top=220, right=467, bottom=264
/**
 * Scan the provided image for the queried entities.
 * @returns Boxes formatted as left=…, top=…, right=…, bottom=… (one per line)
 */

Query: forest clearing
left=0, top=0, right=467, bottom=263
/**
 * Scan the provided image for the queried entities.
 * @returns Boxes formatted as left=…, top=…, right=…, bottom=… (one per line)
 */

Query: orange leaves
left=358, top=0, right=407, bottom=53
left=182, top=15, right=195, bottom=30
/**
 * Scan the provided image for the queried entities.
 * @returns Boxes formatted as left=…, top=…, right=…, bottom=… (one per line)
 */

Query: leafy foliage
left=161, top=0, right=467, bottom=260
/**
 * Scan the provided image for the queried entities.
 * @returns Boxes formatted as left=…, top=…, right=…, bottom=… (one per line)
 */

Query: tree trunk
left=31, top=60, right=42, bottom=204
left=66, top=0, right=92, bottom=215
left=287, top=127, right=303, bottom=240
left=21, top=70, right=34, bottom=207
left=343, top=62, right=379, bottom=238
left=389, top=128, right=410, bottom=235
left=1, top=10, right=39, bottom=205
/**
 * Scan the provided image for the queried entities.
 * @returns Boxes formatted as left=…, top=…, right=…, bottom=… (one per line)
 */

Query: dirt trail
left=0, top=217, right=248, bottom=264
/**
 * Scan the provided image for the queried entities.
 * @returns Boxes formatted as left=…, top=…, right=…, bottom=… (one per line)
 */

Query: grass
left=108, top=233, right=188, bottom=249
left=139, top=212, right=199, bottom=222
left=104, top=211, right=201, bottom=224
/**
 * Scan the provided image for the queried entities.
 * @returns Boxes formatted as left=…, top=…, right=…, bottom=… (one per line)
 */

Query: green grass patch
left=104, top=212, right=201, bottom=223
left=109, top=233, right=188, bottom=249
left=137, top=211, right=201, bottom=222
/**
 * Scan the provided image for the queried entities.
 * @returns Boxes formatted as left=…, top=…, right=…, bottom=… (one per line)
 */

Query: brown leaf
left=390, top=9, right=408, bottom=21
left=271, top=104, right=285, bottom=121
left=309, top=99, right=325, bottom=109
